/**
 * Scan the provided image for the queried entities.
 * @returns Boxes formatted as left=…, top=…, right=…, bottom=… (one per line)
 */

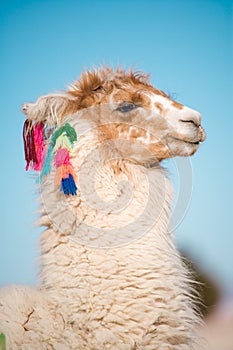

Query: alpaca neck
left=39, top=115, right=177, bottom=302
left=39, top=156, right=173, bottom=288
left=39, top=114, right=173, bottom=249
left=38, top=150, right=198, bottom=346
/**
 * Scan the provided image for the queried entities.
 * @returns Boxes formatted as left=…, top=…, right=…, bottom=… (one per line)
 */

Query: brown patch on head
left=65, top=67, right=169, bottom=115
left=172, top=101, right=184, bottom=109
left=124, top=126, right=142, bottom=139
left=107, top=159, right=132, bottom=178
left=112, top=90, right=152, bottom=109
left=119, top=69, right=168, bottom=98
left=132, top=92, right=151, bottom=109
left=111, top=90, right=133, bottom=103
left=97, top=123, right=118, bottom=143
left=148, top=142, right=171, bottom=161
left=67, top=70, right=107, bottom=110
left=95, top=121, right=172, bottom=171
left=70, top=70, right=103, bottom=96
left=155, top=102, right=164, bottom=115
left=147, top=86, right=169, bottom=98
left=97, top=123, right=144, bottom=144
left=97, top=123, right=170, bottom=159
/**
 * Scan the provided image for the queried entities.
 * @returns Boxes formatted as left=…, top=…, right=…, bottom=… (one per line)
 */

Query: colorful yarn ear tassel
left=40, top=123, right=78, bottom=196
left=53, top=124, right=78, bottom=195
left=54, top=148, right=77, bottom=195
left=23, top=120, right=46, bottom=171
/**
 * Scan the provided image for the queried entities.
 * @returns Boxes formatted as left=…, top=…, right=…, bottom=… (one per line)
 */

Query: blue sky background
left=0, top=0, right=232, bottom=296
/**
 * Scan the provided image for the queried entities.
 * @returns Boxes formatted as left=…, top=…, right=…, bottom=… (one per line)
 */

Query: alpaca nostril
left=180, top=119, right=200, bottom=127
left=179, top=111, right=202, bottom=127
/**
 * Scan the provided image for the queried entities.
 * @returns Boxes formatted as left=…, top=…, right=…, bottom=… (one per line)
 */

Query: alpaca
left=0, top=67, right=206, bottom=349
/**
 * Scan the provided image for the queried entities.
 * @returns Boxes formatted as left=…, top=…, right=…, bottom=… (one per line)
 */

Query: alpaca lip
left=200, top=126, right=206, bottom=142
left=172, top=137, right=201, bottom=145
left=184, top=139, right=200, bottom=145
left=186, top=140, right=200, bottom=145
left=172, top=124, right=206, bottom=145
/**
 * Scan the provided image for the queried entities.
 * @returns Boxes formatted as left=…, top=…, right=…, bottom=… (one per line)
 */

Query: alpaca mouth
left=171, top=125, right=206, bottom=146
left=183, top=140, right=200, bottom=145
left=172, top=137, right=201, bottom=146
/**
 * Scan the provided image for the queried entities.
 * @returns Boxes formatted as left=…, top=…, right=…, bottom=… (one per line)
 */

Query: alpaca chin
left=167, top=138, right=201, bottom=157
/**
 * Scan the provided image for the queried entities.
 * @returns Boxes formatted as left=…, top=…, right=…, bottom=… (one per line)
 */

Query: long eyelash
left=167, top=91, right=178, bottom=100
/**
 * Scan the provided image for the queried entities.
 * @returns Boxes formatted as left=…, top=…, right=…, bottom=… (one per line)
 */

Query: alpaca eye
left=117, top=103, right=138, bottom=113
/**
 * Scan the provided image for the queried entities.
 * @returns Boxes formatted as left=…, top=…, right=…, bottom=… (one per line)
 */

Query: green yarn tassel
left=53, top=133, right=73, bottom=153
left=53, top=123, right=77, bottom=144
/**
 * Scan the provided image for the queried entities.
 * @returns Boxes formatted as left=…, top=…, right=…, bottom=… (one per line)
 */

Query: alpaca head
left=23, top=67, right=205, bottom=169
left=22, top=67, right=205, bottom=246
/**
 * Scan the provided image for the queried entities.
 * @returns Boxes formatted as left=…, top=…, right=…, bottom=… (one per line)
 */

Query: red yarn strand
left=23, top=119, right=38, bottom=171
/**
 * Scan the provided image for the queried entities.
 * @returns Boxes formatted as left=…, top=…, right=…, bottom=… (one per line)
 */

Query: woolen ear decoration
left=23, top=120, right=78, bottom=196
left=23, top=120, right=46, bottom=171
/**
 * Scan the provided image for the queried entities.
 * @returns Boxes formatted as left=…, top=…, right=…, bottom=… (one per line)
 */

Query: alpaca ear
left=22, top=92, right=78, bottom=126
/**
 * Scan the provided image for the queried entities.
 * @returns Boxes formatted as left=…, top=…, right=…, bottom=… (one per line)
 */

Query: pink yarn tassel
left=54, top=148, right=71, bottom=167
left=33, top=123, right=46, bottom=171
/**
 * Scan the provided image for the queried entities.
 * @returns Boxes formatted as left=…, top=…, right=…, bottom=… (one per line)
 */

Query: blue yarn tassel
left=38, top=144, right=54, bottom=182
left=38, top=132, right=57, bottom=182
left=61, top=174, right=77, bottom=195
